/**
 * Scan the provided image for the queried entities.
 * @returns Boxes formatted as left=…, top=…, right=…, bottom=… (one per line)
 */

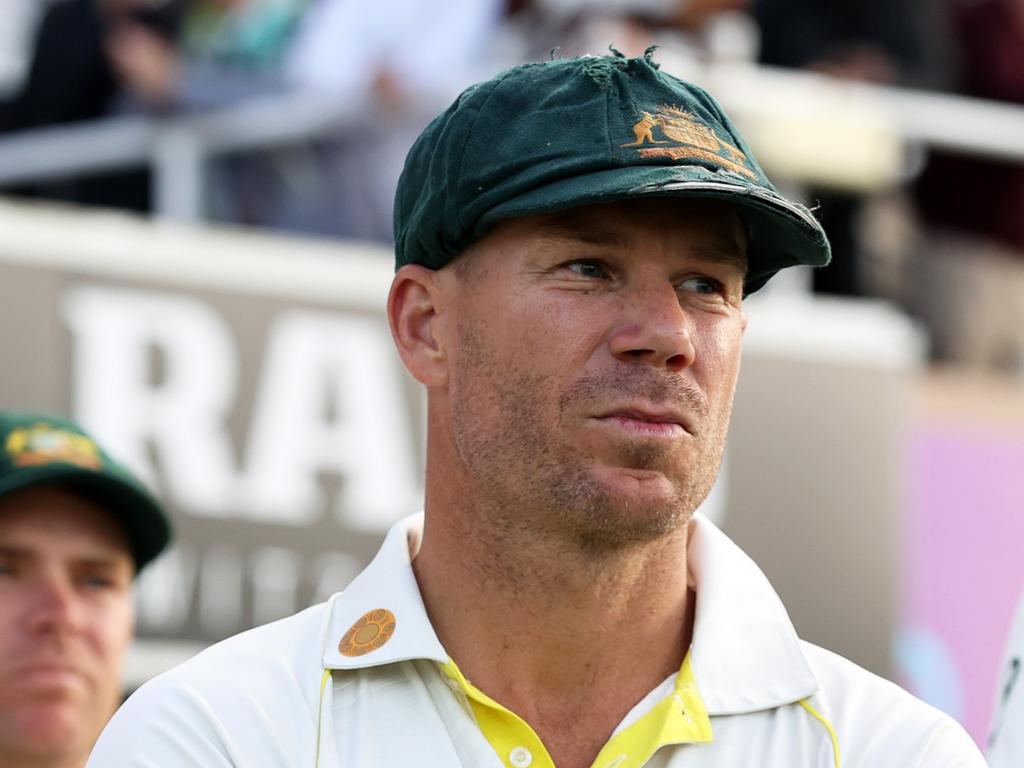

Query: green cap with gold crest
left=394, top=48, right=830, bottom=294
left=0, top=411, right=171, bottom=572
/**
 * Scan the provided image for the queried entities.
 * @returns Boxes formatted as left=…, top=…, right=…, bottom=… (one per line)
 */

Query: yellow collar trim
left=440, top=654, right=713, bottom=768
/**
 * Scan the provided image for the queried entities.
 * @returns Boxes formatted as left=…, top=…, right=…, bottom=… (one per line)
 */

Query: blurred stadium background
left=1, top=0, right=1022, bottom=751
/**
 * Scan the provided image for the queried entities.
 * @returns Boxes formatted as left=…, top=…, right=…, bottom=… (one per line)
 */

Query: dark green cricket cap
left=0, top=411, right=171, bottom=572
left=395, top=49, right=830, bottom=293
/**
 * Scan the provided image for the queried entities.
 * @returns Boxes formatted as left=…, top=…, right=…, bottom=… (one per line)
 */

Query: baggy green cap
left=394, top=49, right=830, bottom=293
left=0, top=411, right=171, bottom=572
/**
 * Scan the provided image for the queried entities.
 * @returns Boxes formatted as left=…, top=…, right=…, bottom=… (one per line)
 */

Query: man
left=989, top=590, right=1024, bottom=767
left=88, top=50, right=985, bottom=766
left=0, top=411, right=171, bottom=768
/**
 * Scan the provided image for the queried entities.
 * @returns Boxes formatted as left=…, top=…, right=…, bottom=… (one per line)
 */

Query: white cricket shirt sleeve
left=921, top=721, right=995, bottom=767
left=87, top=674, right=239, bottom=767
left=800, top=644, right=988, bottom=767
left=87, top=603, right=331, bottom=768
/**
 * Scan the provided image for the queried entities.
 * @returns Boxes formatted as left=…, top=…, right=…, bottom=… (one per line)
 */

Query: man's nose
left=28, top=576, right=85, bottom=637
left=607, top=282, right=695, bottom=371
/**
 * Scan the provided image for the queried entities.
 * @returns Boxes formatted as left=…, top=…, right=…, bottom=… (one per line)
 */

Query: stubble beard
left=450, top=326, right=730, bottom=556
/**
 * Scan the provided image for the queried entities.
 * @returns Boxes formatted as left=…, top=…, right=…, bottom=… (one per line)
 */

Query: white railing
left=1, top=62, right=1022, bottom=222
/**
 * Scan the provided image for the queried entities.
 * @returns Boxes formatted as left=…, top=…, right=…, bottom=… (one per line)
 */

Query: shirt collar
left=322, top=513, right=446, bottom=669
left=322, top=512, right=819, bottom=713
left=687, top=513, right=819, bottom=714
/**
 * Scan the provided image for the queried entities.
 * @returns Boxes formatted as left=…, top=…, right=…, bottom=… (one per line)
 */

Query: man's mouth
left=593, top=405, right=694, bottom=437
left=15, top=663, right=88, bottom=692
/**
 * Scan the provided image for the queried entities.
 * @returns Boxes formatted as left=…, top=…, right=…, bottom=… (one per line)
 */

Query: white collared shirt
left=87, top=514, right=985, bottom=767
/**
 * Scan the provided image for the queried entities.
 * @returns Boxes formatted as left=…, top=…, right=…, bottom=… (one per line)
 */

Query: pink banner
left=901, top=425, right=1024, bottom=744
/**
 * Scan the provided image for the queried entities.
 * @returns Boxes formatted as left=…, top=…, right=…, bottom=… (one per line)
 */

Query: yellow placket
left=440, top=654, right=713, bottom=768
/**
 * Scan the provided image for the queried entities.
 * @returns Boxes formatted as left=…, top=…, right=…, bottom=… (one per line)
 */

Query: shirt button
left=509, top=747, right=533, bottom=767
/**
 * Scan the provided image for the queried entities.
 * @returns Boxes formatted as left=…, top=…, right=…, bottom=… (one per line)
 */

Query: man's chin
left=561, top=465, right=690, bottom=551
left=590, top=463, right=679, bottom=500
left=7, top=703, right=92, bottom=761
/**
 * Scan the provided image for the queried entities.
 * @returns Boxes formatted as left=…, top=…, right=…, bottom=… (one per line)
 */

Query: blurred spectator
left=0, top=0, right=183, bottom=211
left=755, top=0, right=930, bottom=297
left=0, top=0, right=502, bottom=240
left=109, top=0, right=503, bottom=240
left=756, top=0, right=930, bottom=84
left=115, top=0, right=303, bottom=111
left=910, top=0, right=1024, bottom=372
left=254, top=0, right=504, bottom=240
left=0, top=411, right=171, bottom=768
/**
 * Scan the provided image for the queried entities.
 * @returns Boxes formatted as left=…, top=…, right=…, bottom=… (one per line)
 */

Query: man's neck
left=412, top=499, right=694, bottom=768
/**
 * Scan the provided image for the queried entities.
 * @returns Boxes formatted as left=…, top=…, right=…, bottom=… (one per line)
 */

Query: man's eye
left=78, top=572, right=118, bottom=590
left=565, top=260, right=609, bottom=279
left=679, top=276, right=724, bottom=296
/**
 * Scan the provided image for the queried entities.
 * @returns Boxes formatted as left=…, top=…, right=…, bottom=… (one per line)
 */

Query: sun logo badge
left=338, top=609, right=397, bottom=657
left=5, top=424, right=102, bottom=470
left=622, top=105, right=757, bottom=180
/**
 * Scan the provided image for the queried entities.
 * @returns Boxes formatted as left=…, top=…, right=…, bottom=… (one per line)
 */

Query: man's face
left=0, top=486, right=134, bottom=767
left=442, top=198, right=748, bottom=551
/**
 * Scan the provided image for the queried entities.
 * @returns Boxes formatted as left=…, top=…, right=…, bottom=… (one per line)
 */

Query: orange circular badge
left=338, top=609, right=396, bottom=657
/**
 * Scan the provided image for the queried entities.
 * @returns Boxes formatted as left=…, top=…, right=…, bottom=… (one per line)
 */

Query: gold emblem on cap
left=622, top=105, right=756, bottom=180
left=338, top=609, right=396, bottom=657
left=5, top=425, right=102, bottom=470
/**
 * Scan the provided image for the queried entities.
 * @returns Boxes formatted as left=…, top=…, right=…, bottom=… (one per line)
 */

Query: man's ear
left=388, top=264, right=451, bottom=387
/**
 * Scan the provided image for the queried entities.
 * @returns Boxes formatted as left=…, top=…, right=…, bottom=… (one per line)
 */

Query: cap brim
left=0, top=464, right=171, bottom=572
left=477, top=165, right=831, bottom=294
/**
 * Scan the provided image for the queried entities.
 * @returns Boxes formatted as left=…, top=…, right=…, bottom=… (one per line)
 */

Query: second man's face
left=439, top=197, right=748, bottom=550
left=0, top=486, right=134, bottom=768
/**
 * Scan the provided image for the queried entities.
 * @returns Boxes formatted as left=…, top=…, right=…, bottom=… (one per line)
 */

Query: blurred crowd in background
left=1, top=0, right=1023, bottom=374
